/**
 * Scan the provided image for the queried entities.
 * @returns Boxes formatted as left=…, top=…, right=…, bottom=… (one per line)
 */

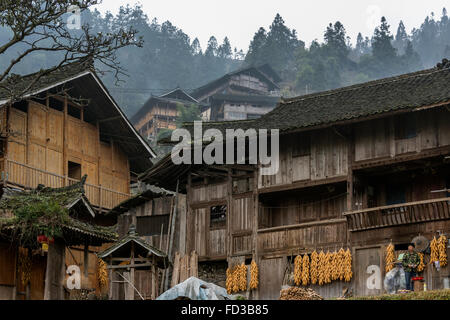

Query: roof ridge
left=281, top=67, right=442, bottom=106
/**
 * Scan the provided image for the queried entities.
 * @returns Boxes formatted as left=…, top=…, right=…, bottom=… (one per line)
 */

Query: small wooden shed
left=97, top=225, right=169, bottom=300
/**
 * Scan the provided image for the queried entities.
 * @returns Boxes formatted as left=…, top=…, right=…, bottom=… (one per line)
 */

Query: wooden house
left=0, top=61, right=156, bottom=213
left=0, top=179, right=118, bottom=300
left=131, top=88, right=199, bottom=142
left=0, top=61, right=156, bottom=300
left=141, top=63, right=450, bottom=299
left=190, top=64, right=281, bottom=121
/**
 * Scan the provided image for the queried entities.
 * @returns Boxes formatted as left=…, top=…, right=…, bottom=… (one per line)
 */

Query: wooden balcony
left=1, top=159, right=130, bottom=210
left=343, top=198, right=450, bottom=232
left=257, top=219, right=347, bottom=253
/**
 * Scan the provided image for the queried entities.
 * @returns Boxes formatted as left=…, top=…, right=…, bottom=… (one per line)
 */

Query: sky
left=94, top=0, right=449, bottom=52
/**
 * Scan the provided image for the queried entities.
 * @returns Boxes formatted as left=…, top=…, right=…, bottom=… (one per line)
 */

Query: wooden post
left=128, top=242, right=135, bottom=300
left=151, top=255, right=156, bottom=300
left=83, top=243, right=89, bottom=289
left=44, top=239, right=66, bottom=300
left=163, top=179, right=179, bottom=292
left=252, top=165, right=259, bottom=300
left=63, top=96, right=68, bottom=186
left=25, top=248, right=32, bottom=300
left=226, top=168, right=233, bottom=264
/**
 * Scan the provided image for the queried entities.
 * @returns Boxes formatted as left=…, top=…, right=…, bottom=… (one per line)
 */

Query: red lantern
left=37, top=235, right=48, bottom=243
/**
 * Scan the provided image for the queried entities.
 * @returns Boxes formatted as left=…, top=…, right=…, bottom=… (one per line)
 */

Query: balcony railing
left=2, top=159, right=130, bottom=210
left=343, top=197, right=450, bottom=232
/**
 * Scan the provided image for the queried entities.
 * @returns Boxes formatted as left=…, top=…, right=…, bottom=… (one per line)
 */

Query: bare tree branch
left=0, top=0, right=143, bottom=102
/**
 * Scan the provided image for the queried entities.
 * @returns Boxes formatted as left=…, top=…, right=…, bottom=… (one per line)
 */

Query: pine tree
left=218, top=37, right=232, bottom=59
left=191, top=38, right=202, bottom=55
left=372, top=17, right=397, bottom=62
left=324, top=21, right=349, bottom=63
left=245, top=27, right=267, bottom=66
left=394, top=20, right=408, bottom=54
left=205, top=36, right=218, bottom=57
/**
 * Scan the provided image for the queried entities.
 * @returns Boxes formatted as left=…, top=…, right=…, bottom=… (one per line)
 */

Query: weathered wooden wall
left=6, top=100, right=130, bottom=206
left=354, top=109, right=450, bottom=162
left=258, top=130, right=348, bottom=190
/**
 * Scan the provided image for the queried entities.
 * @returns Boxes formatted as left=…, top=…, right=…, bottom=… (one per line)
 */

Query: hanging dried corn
left=385, top=242, right=395, bottom=273
left=430, top=236, right=439, bottom=264
left=338, top=248, right=346, bottom=281
left=344, top=248, right=353, bottom=282
left=97, top=258, right=108, bottom=289
left=438, top=235, right=448, bottom=267
left=417, top=253, right=425, bottom=272
left=18, top=248, right=31, bottom=286
left=226, top=267, right=233, bottom=294
left=238, top=263, right=247, bottom=292
left=324, top=251, right=332, bottom=284
left=232, top=265, right=239, bottom=293
left=310, top=251, right=319, bottom=285
left=249, top=260, right=259, bottom=290
left=301, top=254, right=310, bottom=286
left=294, top=255, right=302, bottom=286
left=330, top=251, right=339, bottom=281
left=318, top=250, right=326, bottom=286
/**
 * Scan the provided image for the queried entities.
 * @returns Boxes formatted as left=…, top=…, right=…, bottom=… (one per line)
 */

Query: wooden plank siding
left=3, top=99, right=130, bottom=209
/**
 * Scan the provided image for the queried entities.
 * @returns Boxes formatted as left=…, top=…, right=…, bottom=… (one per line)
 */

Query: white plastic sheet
left=384, top=265, right=406, bottom=294
left=156, top=277, right=231, bottom=300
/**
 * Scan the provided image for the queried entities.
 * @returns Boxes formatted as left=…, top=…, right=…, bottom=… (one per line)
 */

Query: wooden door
left=258, top=257, right=286, bottom=300
left=354, top=247, right=383, bottom=297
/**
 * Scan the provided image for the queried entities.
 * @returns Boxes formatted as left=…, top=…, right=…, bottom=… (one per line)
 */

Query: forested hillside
left=1, top=4, right=449, bottom=116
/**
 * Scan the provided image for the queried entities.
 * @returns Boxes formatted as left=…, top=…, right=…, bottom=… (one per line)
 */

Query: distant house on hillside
left=131, top=88, right=199, bottom=142
left=190, top=64, right=282, bottom=121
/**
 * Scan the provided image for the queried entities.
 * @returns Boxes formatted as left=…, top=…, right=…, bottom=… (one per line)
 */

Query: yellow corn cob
left=430, top=237, right=439, bottom=264
left=249, top=260, right=259, bottom=290
left=385, top=243, right=395, bottom=273
left=294, top=255, right=302, bottom=286
left=310, top=251, right=319, bottom=285
left=438, top=235, right=448, bottom=267
left=344, top=249, right=353, bottom=282
left=417, top=253, right=425, bottom=272
left=301, top=254, right=310, bottom=286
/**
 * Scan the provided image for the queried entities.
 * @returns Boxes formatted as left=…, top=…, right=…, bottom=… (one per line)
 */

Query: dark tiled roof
left=0, top=177, right=118, bottom=243
left=187, top=66, right=450, bottom=134
left=190, top=65, right=280, bottom=100
left=0, top=60, right=93, bottom=102
left=97, top=227, right=168, bottom=268
left=256, top=66, right=450, bottom=132
left=108, top=185, right=175, bottom=215
left=211, top=93, right=280, bottom=105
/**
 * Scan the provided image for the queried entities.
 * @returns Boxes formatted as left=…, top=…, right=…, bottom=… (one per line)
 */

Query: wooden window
left=394, top=114, right=417, bottom=140
left=210, top=205, right=227, bottom=228
left=136, top=215, right=170, bottom=236
left=68, top=161, right=81, bottom=180
left=292, top=133, right=311, bottom=157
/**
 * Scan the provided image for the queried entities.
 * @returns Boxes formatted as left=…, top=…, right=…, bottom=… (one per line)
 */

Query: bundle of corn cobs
left=96, top=258, right=108, bottom=289
left=293, top=255, right=302, bottom=286
left=18, top=248, right=31, bottom=286
left=249, top=260, right=259, bottom=290
left=430, top=235, right=448, bottom=267
left=226, top=263, right=248, bottom=294
left=417, top=253, right=425, bottom=272
left=385, top=243, right=395, bottom=273
left=279, top=286, right=323, bottom=300
left=438, top=235, right=448, bottom=267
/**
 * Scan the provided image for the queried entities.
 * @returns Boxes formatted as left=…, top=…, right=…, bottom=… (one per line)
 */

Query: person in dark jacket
left=402, top=244, right=420, bottom=291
